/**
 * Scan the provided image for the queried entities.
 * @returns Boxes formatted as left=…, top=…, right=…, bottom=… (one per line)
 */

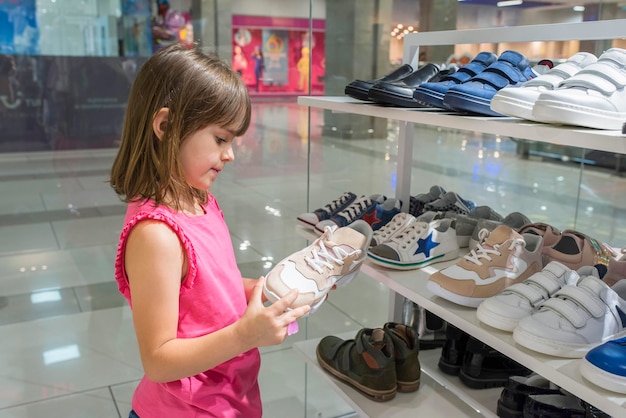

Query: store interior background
left=2, top=0, right=626, bottom=416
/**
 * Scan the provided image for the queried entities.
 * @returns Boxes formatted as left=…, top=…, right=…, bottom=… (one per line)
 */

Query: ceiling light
left=573, top=6, right=585, bottom=12
left=497, top=0, right=523, bottom=6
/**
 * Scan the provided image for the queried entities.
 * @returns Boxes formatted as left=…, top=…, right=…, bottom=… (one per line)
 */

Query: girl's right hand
left=237, top=277, right=310, bottom=348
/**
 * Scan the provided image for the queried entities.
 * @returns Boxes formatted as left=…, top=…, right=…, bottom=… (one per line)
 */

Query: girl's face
left=179, top=124, right=235, bottom=191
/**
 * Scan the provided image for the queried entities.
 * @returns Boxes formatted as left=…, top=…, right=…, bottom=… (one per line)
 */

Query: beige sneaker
left=264, top=220, right=372, bottom=314
left=542, top=229, right=613, bottom=272
left=427, top=225, right=543, bottom=308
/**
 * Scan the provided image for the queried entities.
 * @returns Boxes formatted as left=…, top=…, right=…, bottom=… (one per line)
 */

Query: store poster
left=0, top=54, right=146, bottom=152
left=262, top=29, right=289, bottom=86
left=232, top=15, right=325, bottom=94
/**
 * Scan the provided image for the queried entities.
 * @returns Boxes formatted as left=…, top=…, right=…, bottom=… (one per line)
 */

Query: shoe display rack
left=294, top=19, right=626, bottom=418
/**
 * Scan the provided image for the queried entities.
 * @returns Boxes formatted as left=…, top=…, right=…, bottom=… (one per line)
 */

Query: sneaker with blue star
left=367, top=218, right=459, bottom=270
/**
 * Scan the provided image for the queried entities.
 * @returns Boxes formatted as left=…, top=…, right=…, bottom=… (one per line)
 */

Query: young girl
left=110, top=43, right=310, bottom=417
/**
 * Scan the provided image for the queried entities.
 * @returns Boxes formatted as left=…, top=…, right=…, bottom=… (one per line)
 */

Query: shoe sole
left=345, top=85, right=371, bottom=101
left=426, top=280, right=485, bottom=308
left=533, top=99, right=626, bottom=130
left=438, top=358, right=462, bottom=376
left=458, top=368, right=510, bottom=389
left=413, top=88, right=446, bottom=109
left=580, top=357, right=626, bottom=394
left=476, top=302, right=520, bottom=332
left=367, top=249, right=459, bottom=271
left=444, top=90, right=503, bottom=117
left=490, top=93, right=536, bottom=120
left=496, top=402, right=525, bottom=418
left=512, top=326, right=626, bottom=358
left=316, top=346, right=397, bottom=402
left=397, top=378, right=420, bottom=393
left=368, top=88, right=426, bottom=108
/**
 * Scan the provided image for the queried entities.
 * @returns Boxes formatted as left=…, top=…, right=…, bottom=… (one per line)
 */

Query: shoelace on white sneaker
left=373, top=213, right=414, bottom=243
left=305, top=228, right=362, bottom=274
left=465, top=237, right=525, bottom=266
left=389, top=221, right=428, bottom=249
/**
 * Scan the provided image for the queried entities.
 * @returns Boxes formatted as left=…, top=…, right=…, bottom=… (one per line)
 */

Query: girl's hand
left=237, top=277, right=310, bottom=348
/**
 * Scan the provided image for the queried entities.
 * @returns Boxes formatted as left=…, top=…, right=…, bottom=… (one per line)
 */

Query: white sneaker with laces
left=367, top=218, right=459, bottom=270
left=476, top=261, right=598, bottom=332
left=513, top=275, right=626, bottom=358
left=264, top=220, right=373, bottom=314
left=533, top=48, right=626, bottom=130
left=369, top=212, right=416, bottom=247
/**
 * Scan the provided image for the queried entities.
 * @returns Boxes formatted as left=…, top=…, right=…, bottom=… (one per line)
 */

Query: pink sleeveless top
left=114, top=197, right=262, bottom=417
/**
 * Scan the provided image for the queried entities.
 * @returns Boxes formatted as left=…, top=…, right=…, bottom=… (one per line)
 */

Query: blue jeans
left=129, top=411, right=140, bottom=418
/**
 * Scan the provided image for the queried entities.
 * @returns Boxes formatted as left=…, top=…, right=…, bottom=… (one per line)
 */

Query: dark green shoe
left=316, top=328, right=397, bottom=402
left=384, top=322, right=421, bottom=392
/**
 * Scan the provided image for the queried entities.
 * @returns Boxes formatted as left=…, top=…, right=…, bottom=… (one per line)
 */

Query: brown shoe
left=316, top=328, right=397, bottom=402
left=384, top=322, right=421, bottom=392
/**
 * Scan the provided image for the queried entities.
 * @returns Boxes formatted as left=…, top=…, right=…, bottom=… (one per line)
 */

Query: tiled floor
left=1, top=98, right=625, bottom=417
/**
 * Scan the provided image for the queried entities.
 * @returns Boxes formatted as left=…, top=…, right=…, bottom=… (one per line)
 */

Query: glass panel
left=1, top=0, right=624, bottom=416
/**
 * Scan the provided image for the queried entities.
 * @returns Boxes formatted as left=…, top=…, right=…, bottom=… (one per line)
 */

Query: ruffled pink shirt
left=114, top=197, right=261, bottom=417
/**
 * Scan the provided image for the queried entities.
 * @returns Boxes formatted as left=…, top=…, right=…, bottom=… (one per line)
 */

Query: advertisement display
left=0, top=54, right=145, bottom=152
left=232, top=15, right=325, bottom=95
left=263, top=29, right=289, bottom=87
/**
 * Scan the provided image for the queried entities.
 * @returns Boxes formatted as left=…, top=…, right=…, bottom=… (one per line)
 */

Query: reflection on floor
left=0, top=99, right=625, bottom=417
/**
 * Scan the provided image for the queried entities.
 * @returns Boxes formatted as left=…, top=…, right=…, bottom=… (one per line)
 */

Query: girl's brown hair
left=110, top=43, right=251, bottom=210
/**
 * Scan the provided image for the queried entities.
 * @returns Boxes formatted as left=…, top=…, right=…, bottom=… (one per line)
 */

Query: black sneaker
left=383, top=322, right=421, bottom=393
left=497, top=374, right=562, bottom=418
left=367, top=63, right=445, bottom=107
left=316, top=328, right=397, bottom=402
left=438, top=324, right=469, bottom=375
left=459, top=337, right=532, bottom=389
left=345, top=64, right=414, bottom=101
left=581, top=400, right=611, bottom=418
left=523, top=391, right=586, bottom=418
left=423, top=191, right=475, bottom=216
